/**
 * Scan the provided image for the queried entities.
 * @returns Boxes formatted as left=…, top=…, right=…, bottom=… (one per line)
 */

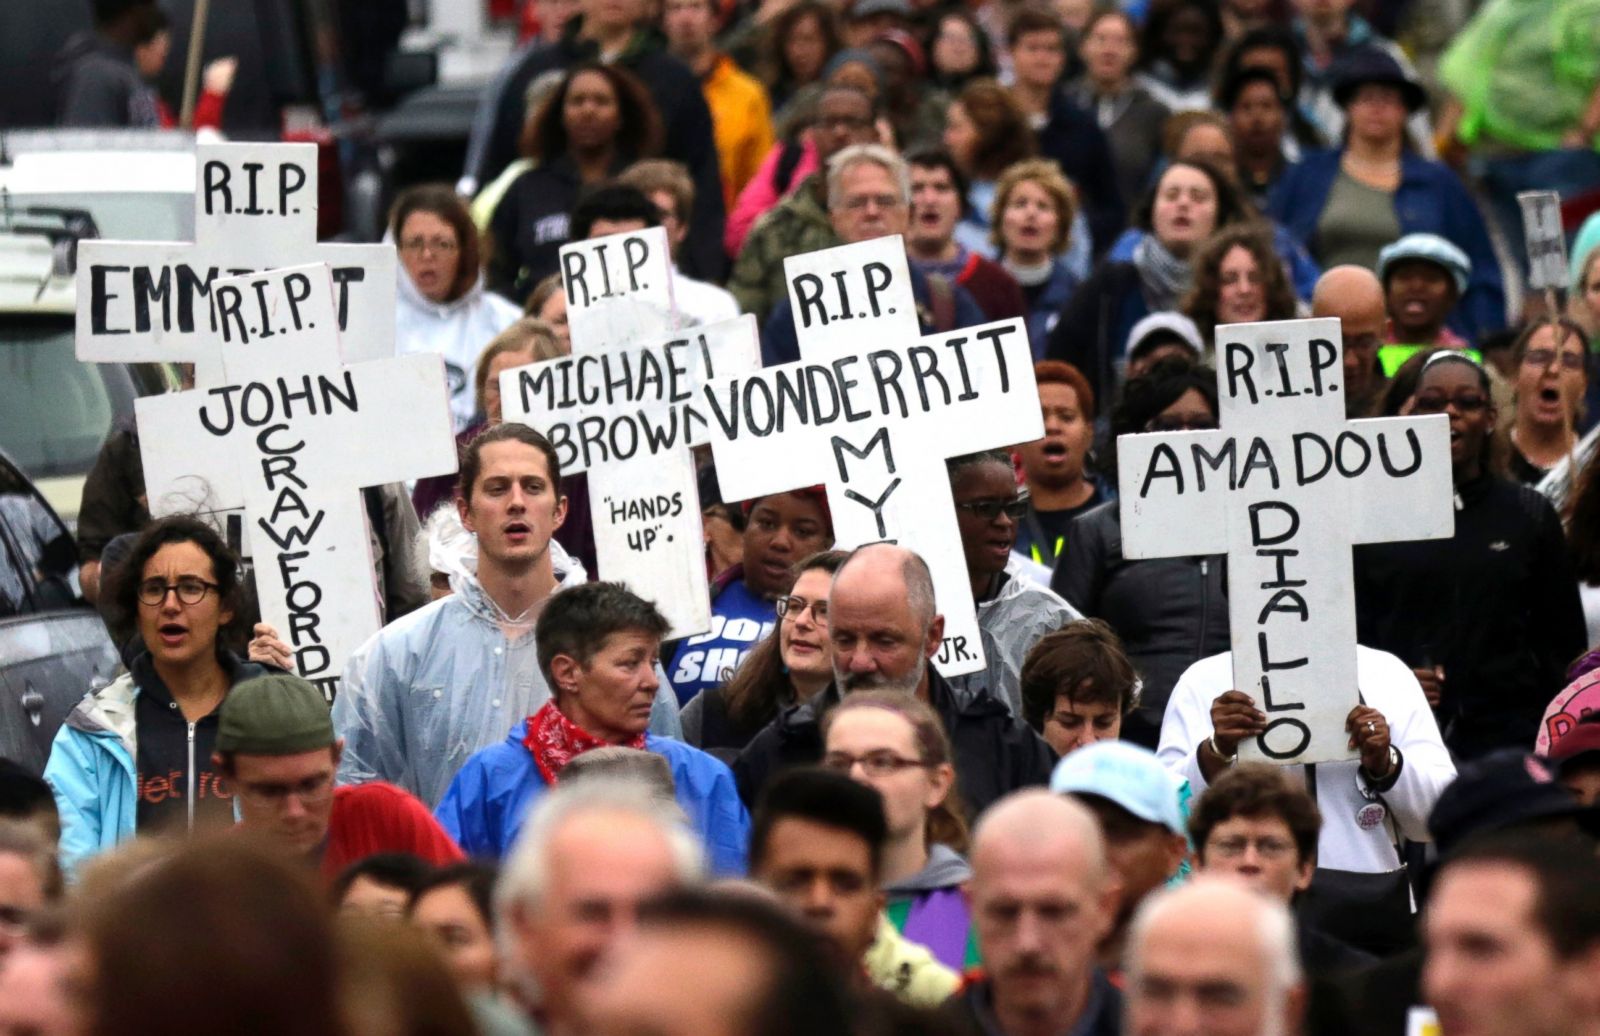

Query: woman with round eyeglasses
left=1506, top=320, right=1590, bottom=486
left=45, top=516, right=268, bottom=873
left=390, top=185, right=522, bottom=435
left=821, top=691, right=976, bottom=972
left=1052, top=358, right=1232, bottom=746
left=1353, top=351, right=1586, bottom=759
left=679, top=550, right=848, bottom=760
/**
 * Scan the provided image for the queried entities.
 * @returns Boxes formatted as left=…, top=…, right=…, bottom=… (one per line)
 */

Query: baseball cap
left=1050, top=741, right=1185, bottom=837
left=1547, top=723, right=1600, bottom=774
left=216, top=673, right=336, bottom=756
left=1377, top=233, right=1471, bottom=297
left=1428, top=749, right=1600, bottom=857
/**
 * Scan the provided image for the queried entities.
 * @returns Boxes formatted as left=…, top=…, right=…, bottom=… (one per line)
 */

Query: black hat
left=1330, top=47, right=1427, bottom=114
left=1428, top=749, right=1600, bottom=857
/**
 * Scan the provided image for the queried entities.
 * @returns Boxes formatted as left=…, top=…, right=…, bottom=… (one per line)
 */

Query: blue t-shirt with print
left=667, top=579, right=777, bottom=705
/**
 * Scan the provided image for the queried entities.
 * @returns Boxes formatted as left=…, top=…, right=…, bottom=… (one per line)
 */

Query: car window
left=0, top=314, right=138, bottom=479
left=0, top=462, right=72, bottom=618
left=8, top=192, right=193, bottom=242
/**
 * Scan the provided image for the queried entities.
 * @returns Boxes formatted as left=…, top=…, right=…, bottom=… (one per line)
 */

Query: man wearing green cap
left=214, top=673, right=463, bottom=880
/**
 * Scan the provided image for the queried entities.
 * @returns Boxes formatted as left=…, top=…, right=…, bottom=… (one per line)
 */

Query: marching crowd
left=16, top=0, right=1600, bottom=1033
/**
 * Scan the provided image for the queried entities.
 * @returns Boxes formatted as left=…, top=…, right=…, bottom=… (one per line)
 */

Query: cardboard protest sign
left=1117, top=318, right=1454, bottom=765
left=76, top=142, right=396, bottom=385
left=703, top=237, right=1043, bottom=677
left=495, top=228, right=756, bottom=637
left=501, top=313, right=761, bottom=637
left=138, top=264, right=457, bottom=700
left=1518, top=191, right=1567, bottom=291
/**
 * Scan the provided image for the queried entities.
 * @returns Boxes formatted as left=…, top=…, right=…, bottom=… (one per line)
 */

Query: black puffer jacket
left=1051, top=500, right=1229, bottom=747
left=1354, top=474, right=1585, bottom=759
left=732, top=669, right=1055, bottom=818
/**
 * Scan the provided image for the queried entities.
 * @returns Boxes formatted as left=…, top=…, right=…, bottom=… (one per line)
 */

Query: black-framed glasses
left=954, top=496, right=1029, bottom=522
left=237, top=772, right=334, bottom=809
left=1411, top=392, right=1489, bottom=414
left=1521, top=348, right=1586, bottom=372
left=776, top=595, right=828, bottom=622
left=822, top=750, right=929, bottom=778
left=137, top=578, right=221, bottom=606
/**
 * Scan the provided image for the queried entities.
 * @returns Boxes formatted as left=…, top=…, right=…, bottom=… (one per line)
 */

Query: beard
left=835, top=654, right=926, bottom=695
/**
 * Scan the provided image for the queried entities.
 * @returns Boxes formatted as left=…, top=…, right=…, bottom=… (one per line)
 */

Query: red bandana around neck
left=523, top=700, right=649, bottom=785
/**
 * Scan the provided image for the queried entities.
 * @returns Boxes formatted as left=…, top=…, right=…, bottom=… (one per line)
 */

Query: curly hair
left=1019, top=619, right=1140, bottom=733
left=1181, top=222, right=1297, bottom=346
left=990, top=157, right=1077, bottom=256
left=1106, top=356, right=1219, bottom=478
left=518, top=62, right=663, bottom=165
left=950, top=78, right=1035, bottom=180
left=1188, top=762, right=1321, bottom=866
left=108, top=515, right=250, bottom=662
left=761, top=1, right=842, bottom=95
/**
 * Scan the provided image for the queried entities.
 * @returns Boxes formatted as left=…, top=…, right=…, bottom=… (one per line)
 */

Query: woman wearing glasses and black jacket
left=1354, top=351, right=1587, bottom=761
left=1051, top=358, right=1231, bottom=748
left=45, top=516, right=268, bottom=874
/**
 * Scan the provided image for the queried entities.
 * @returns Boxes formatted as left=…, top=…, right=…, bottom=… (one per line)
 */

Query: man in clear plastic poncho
left=332, top=425, right=680, bottom=807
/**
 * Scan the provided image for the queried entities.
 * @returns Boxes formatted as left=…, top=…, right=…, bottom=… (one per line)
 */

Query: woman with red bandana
left=435, top=582, right=749, bottom=869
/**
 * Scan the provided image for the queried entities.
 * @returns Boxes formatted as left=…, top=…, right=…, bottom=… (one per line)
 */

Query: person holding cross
left=733, top=542, right=1055, bottom=817
left=944, top=448, right=1083, bottom=716
left=1156, top=639, right=1455, bottom=953
left=45, top=516, right=270, bottom=873
left=330, top=424, right=681, bottom=809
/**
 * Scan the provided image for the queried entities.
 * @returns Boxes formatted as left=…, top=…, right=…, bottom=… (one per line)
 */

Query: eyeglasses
left=1207, top=835, right=1296, bottom=859
left=1411, top=392, right=1489, bottom=414
left=1521, top=348, right=1586, bottom=372
left=776, top=595, right=828, bottom=622
left=399, top=236, right=459, bottom=256
left=842, top=192, right=903, bottom=212
left=823, top=750, right=929, bottom=778
left=1146, top=414, right=1219, bottom=432
left=137, top=578, right=220, bottom=606
left=955, top=496, right=1030, bottom=522
left=237, top=772, right=334, bottom=809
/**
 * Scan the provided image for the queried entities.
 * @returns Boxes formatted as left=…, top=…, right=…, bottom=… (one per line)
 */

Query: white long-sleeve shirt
left=1157, top=646, right=1456, bottom=873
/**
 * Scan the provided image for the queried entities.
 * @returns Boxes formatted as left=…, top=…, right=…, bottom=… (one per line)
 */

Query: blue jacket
left=435, top=722, right=750, bottom=874
left=1268, top=149, right=1506, bottom=341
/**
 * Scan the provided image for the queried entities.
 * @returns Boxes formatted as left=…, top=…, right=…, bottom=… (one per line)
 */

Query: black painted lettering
left=178, top=265, right=219, bottom=332
left=1256, top=589, right=1309, bottom=624
left=834, top=357, right=869, bottom=421
left=1293, top=433, right=1332, bottom=485
left=215, top=284, right=249, bottom=343
left=1239, top=438, right=1281, bottom=490
left=794, top=273, right=827, bottom=328
left=830, top=270, right=854, bottom=319
left=907, top=346, right=950, bottom=411
left=1265, top=341, right=1300, bottom=396
left=562, top=251, right=591, bottom=307
left=319, top=372, right=359, bottom=415
left=202, top=160, right=232, bottom=215
left=1138, top=443, right=1185, bottom=497
left=329, top=267, right=362, bottom=330
left=278, top=162, right=307, bottom=214
left=831, top=427, right=895, bottom=481
left=1378, top=428, right=1424, bottom=477
left=943, top=336, right=978, bottom=401
left=89, top=266, right=130, bottom=335
left=198, top=386, right=241, bottom=436
left=1257, top=631, right=1308, bottom=671
left=843, top=476, right=902, bottom=539
left=1257, top=716, right=1312, bottom=759
left=241, top=162, right=266, bottom=215
left=1256, top=548, right=1306, bottom=589
left=1248, top=501, right=1299, bottom=546
left=283, top=271, right=312, bottom=329
left=863, top=262, right=892, bottom=317
left=1334, top=431, right=1372, bottom=477
left=868, top=350, right=908, bottom=418
left=1223, top=342, right=1258, bottom=404
left=1308, top=338, right=1338, bottom=395
left=974, top=325, right=1016, bottom=393
left=132, top=266, right=171, bottom=333
left=1191, top=439, right=1236, bottom=493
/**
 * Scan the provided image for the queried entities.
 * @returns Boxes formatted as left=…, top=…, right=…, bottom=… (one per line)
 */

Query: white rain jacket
left=1157, top=645, right=1456, bottom=873
left=950, top=557, right=1084, bottom=716
left=333, top=541, right=681, bottom=807
left=395, top=265, right=521, bottom=433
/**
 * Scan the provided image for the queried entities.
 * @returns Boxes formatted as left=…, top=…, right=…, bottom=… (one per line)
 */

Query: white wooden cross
left=498, top=227, right=758, bottom=637
left=702, top=236, right=1043, bottom=677
left=137, top=263, right=457, bottom=700
left=75, top=142, right=397, bottom=386
left=1116, top=317, right=1454, bottom=764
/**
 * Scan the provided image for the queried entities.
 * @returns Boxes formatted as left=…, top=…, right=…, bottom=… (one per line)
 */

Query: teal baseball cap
left=1049, top=741, right=1186, bottom=837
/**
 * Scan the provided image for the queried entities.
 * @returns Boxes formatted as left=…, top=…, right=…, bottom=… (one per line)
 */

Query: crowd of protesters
left=17, top=0, right=1600, bottom=1032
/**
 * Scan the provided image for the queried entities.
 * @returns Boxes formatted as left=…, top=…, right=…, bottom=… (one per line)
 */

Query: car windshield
left=0, top=315, right=138, bottom=479
left=13, top=191, right=193, bottom=242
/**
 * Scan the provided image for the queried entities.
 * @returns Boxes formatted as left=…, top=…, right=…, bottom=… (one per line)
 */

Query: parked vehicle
left=0, top=446, right=118, bottom=775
